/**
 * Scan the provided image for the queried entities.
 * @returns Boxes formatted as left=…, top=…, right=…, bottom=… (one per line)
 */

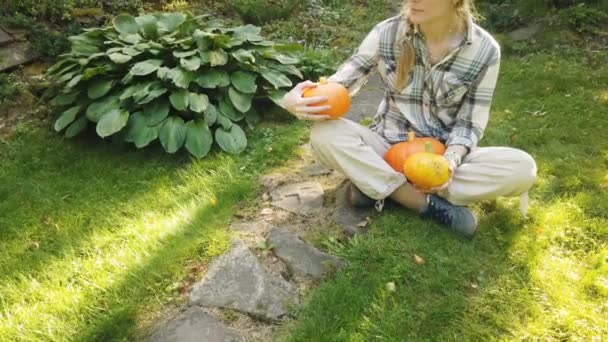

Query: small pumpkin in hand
left=403, top=142, right=450, bottom=191
left=384, top=132, right=445, bottom=172
left=301, top=77, right=351, bottom=119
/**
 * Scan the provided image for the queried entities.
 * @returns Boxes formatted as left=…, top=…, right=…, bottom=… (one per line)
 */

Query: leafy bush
left=560, top=3, right=608, bottom=34
left=297, top=49, right=339, bottom=81
left=47, top=12, right=303, bottom=158
left=0, top=0, right=142, bottom=22
left=229, top=0, right=300, bottom=25
left=0, top=74, right=19, bottom=104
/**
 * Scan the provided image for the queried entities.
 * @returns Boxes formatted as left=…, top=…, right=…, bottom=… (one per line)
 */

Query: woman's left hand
left=424, top=159, right=457, bottom=196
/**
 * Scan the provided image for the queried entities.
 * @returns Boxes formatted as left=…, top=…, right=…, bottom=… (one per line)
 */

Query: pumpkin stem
left=319, top=77, right=328, bottom=85
left=424, top=141, right=433, bottom=153
left=408, top=131, right=416, bottom=141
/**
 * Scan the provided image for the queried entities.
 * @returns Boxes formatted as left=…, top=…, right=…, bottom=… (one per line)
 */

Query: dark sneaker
left=345, top=181, right=376, bottom=208
left=420, top=194, right=477, bottom=239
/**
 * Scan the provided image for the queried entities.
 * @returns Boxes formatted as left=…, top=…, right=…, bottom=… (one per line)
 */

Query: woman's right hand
left=281, top=81, right=331, bottom=121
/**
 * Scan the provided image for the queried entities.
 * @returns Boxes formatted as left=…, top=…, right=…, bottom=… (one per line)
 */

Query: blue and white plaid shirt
left=328, top=14, right=501, bottom=150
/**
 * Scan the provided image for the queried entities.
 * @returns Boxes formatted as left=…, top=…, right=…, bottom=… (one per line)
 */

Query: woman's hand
left=281, top=81, right=331, bottom=121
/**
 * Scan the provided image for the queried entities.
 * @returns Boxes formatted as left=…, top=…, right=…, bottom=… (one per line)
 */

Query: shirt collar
left=401, top=14, right=474, bottom=46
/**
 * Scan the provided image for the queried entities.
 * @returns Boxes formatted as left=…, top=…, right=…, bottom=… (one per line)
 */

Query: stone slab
left=0, top=28, right=13, bottom=47
left=189, top=239, right=297, bottom=321
left=269, top=229, right=346, bottom=279
left=269, top=181, right=324, bottom=216
left=147, top=307, right=241, bottom=342
left=0, top=42, right=39, bottom=71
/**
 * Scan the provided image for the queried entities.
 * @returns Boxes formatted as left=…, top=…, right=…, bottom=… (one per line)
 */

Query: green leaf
left=231, top=49, right=256, bottom=64
left=96, top=109, right=129, bottom=138
left=142, top=98, right=170, bottom=126
left=232, top=25, right=263, bottom=42
left=259, top=67, right=292, bottom=89
left=54, top=106, right=81, bottom=132
left=51, top=92, right=79, bottom=106
left=204, top=103, right=218, bottom=126
left=228, top=87, right=253, bottom=113
left=173, top=50, right=197, bottom=58
left=159, top=116, right=187, bottom=153
left=108, top=53, right=132, bottom=64
left=86, top=95, right=120, bottom=122
left=157, top=13, right=187, bottom=33
left=268, top=89, right=287, bottom=107
left=216, top=113, right=232, bottom=130
left=208, top=50, right=228, bottom=66
left=87, top=79, right=114, bottom=100
left=218, top=71, right=231, bottom=87
left=180, top=56, right=201, bottom=71
left=119, top=33, right=142, bottom=44
left=65, top=115, right=88, bottom=138
left=66, top=75, right=83, bottom=89
left=194, top=70, right=229, bottom=89
left=122, top=46, right=142, bottom=56
left=271, top=64, right=303, bottom=78
left=131, top=59, right=163, bottom=76
left=170, top=89, right=189, bottom=111
left=189, top=93, right=209, bottom=113
left=157, top=67, right=171, bottom=80
left=135, top=14, right=158, bottom=37
left=231, top=71, right=257, bottom=94
left=185, top=120, right=213, bottom=159
left=167, top=67, right=194, bottom=89
left=114, top=14, right=139, bottom=35
left=219, top=97, right=245, bottom=121
left=215, top=124, right=247, bottom=154
left=125, top=112, right=160, bottom=148
left=273, top=43, right=305, bottom=53
left=245, top=107, right=260, bottom=128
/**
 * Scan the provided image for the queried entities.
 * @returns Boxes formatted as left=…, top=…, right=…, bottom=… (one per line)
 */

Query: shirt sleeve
left=446, top=48, right=501, bottom=149
left=326, top=25, right=380, bottom=97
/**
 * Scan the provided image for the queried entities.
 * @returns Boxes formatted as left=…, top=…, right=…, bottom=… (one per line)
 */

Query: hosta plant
left=47, top=12, right=303, bottom=158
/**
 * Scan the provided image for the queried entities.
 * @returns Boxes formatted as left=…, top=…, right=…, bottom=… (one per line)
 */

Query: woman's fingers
left=297, top=113, right=331, bottom=121
left=295, top=105, right=331, bottom=113
left=297, top=96, right=328, bottom=105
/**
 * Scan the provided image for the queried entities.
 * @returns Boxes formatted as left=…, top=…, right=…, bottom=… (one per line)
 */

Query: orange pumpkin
left=403, top=142, right=450, bottom=190
left=301, top=77, right=351, bottom=119
left=384, top=132, right=445, bottom=172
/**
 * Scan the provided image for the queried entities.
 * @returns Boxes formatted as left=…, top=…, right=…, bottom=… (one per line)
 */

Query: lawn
left=279, top=50, right=608, bottom=340
left=0, top=120, right=308, bottom=341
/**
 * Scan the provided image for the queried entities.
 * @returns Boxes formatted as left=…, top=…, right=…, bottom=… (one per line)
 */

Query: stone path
left=147, top=2, right=402, bottom=340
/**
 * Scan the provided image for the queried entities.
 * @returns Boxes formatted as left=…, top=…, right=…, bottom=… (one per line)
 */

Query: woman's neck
left=419, top=14, right=463, bottom=43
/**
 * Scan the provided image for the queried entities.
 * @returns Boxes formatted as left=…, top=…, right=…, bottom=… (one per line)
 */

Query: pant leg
left=446, top=147, right=537, bottom=206
left=310, top=118, right=407, bottom=200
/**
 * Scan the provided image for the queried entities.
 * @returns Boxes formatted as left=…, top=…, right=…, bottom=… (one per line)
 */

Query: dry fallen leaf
left=535, top=226, right=544, bottom=235
left=470, top=282, right=479, bottom=289
left=260, top=208, right=273, bottom=215
left=386, top=282, right=396, bottom=292
left=356, top=220, right=368, bottom=227
left=266, top=147, right=273, bottom=153
left=414, top=254, right=425, bottom=265
left=601, top=174, right=608, bottom=188
left=210, top=197, right=218, bottom=206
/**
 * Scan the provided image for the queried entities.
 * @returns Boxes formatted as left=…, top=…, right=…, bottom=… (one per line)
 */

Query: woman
left=281, top=0, right=537, bottom=239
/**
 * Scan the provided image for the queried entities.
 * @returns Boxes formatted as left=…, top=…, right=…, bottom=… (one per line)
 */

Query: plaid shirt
left=327, top=15, right=501, bottom=150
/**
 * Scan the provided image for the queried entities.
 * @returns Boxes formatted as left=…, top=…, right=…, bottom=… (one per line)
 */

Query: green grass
left=279, top=50, right=608, bottom=340
left=0, top=119, right=308, bottom=341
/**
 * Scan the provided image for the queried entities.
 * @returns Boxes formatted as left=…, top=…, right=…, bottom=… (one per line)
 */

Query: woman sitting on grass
left=281, top=0, right=537, bottom=239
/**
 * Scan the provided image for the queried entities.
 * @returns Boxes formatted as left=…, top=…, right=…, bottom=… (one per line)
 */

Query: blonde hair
left=395, top=0, right=480, bottom=90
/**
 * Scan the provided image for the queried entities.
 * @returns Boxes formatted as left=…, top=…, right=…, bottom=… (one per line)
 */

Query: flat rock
left=0, top=28, right=13, bottom=46
left=0, top=42, right=39, bottom=71
left=268, top=229, right=346, bottom=279
left=229, top=221, right=267, bottom=234
left=269, top=181, right=324, bottom=216
left=344, top=72, right=384, bottom=123
left=332, top=183, right=375, bottom=237
left=189, top=239, right=297, bottom=321
left=301, top=163, right=332, bottom=176
left=507, top=23, right=542, bottom=41
left=148, top=307, right=241, bottom=342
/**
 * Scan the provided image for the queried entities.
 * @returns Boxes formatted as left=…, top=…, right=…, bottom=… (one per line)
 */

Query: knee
left=310, top=119, right=349, bottom=150
left=510, top=150, right=537, bottom=189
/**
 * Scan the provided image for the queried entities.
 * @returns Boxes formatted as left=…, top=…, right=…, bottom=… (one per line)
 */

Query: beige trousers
left=310, top=119, right=537, bottom=207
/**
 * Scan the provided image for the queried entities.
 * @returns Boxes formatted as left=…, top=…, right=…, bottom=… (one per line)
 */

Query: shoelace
left=429, top=201, right=451, bottom=225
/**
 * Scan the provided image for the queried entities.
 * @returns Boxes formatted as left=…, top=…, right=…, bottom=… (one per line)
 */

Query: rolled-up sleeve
left=446, top=49, right=501, bottom=149
left=327, top=25, right=380, bottom=97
